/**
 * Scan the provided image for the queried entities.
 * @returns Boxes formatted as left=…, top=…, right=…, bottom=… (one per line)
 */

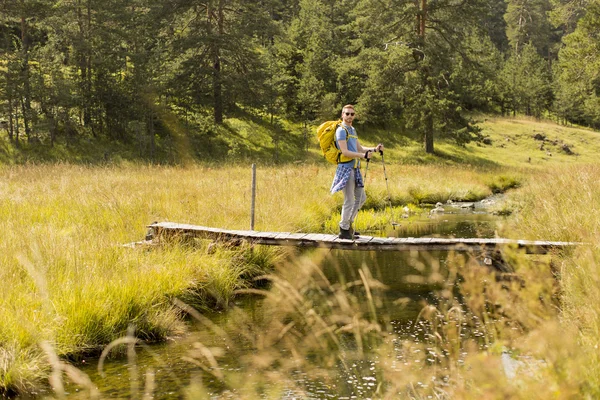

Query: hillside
left=355, top=116, right=600, bottom=169
left=1, top=115, right=598, bottom=167
left=215, top=115, right=600, bottom=169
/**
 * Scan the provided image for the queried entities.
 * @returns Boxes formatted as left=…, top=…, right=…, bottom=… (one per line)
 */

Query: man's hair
left=342, top=104, right=355, bottom=112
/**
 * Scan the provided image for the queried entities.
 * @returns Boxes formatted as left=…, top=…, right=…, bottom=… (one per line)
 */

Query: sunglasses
left=344, top=112, right=355, bottom=116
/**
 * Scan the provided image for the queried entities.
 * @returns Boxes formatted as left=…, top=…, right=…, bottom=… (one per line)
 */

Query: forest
left=1, top=0, right=599, bottom=160
left=4, top=2, right=600, bottom=398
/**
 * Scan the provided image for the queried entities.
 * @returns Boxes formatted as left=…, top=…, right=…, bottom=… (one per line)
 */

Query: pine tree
left=168, top=0, right=277, bottom=124
left=349, top=0, right=488, bottom=153
left=555, top=0, right=600, bottom=127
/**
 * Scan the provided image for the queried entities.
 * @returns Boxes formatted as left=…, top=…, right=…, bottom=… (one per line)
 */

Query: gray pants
left=339, top=169, right=366, bottom=230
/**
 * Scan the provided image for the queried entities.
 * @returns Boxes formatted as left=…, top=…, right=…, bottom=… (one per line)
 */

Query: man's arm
left=357, top=141, right=384, bottom=154
left=338, top=139, right=373, bottom=159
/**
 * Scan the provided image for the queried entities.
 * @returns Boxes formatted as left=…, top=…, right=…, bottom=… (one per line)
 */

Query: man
left=330, top=105, right=384, bottom=240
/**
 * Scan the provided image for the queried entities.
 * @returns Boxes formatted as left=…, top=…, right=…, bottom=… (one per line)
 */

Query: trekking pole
left=357, top=153, right=370, bottom=235
left=380, top=150, right=399, bottom=229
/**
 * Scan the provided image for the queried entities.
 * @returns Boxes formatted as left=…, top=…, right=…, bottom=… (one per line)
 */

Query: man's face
left=342, top=108, right=355, bottom=123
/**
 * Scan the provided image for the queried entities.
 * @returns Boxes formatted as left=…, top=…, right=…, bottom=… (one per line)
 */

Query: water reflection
left=333, top=250, right=448, bottom=304
left=390, top=212, right=499, bottom=238
left=55, top=205, right=503, bottom=399
left=380, top=199, right=504, bottom=239
left=58, top=250, right=461, bottom=399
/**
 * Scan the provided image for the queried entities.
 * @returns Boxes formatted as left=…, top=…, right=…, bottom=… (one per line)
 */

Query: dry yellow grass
left=0, top=161, right=510, bottom=395
left=2, top=113, right=600, bottom=396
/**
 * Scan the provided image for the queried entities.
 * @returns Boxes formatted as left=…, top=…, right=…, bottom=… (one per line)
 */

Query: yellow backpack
left=316, top=120, right=355, bottom=164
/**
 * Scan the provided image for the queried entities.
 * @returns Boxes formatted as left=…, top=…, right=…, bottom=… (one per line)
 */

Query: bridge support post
left=251, top=164, right=256, bottom=230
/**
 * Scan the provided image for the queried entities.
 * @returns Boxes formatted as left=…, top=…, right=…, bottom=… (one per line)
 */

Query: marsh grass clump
left=2, top=157, right=599, bottom=396
left=175, top=238, right=592, bottom=399
left=485, top=173, right=523, bottom=194
left=502, top=164, right=600, bottom=395
left=0, top=342, right=47, bottom=397
left=173, top=252, right=492, bottom=397
left=180, top=254, right=393, bottom=399
left=0, top=164, right=289, bottom=395
left=176, top=240, right=286, bottom=311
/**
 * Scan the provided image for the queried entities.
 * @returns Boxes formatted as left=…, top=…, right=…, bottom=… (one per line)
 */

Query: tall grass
left=503, top=164, right=600, bottom=395
left=0, top=164, right=290, bottom=394
left=175, top=166, right=600, bottom=398
left=177, top=246, right=581, bottom=399
left=1, top=159, right=597, bottom=397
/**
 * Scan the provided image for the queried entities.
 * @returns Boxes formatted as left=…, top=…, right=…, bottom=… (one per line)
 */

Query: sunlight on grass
left=1, top=113, right=600, bottom=396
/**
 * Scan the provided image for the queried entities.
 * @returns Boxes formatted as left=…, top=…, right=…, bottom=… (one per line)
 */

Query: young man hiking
left=330, top=105, right=384, bottom=240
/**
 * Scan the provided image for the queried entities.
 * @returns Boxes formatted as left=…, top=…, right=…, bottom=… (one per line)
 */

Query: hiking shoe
left=339, top=228, right=353, bottom=240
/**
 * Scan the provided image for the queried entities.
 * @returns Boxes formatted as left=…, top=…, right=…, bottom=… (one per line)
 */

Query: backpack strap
left=334, top=124, right=351, bottom=148
left=335, top=124, right=352, bottom=164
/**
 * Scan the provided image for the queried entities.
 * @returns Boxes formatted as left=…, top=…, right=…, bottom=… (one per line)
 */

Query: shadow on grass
left=219, top=109, right=312, bottom=164
left=400, top=145, right=502, bottom=169
left=354, top=123, right=413, bottom=150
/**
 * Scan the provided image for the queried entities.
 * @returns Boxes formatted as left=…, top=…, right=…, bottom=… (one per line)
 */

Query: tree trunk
left=213, top=53, right=223, bottom=124
left=147, top=109, right=155, bottom=161
left=86, top=0, right=92, bottom=127
left=417, top=0, right=433, bottom=154
left=14, top=108, right=20, bottom=145
left=7, top=97, right=14, bottom=141
left=20, top=13, right=33, bottom=141
left=420, top=0, right=427, bottom=37
left=206, top=0, right=224, bottom=124
left=77, top=0, right=92, bottom=126
left=424, top=112, right=434, bottom=154
left=212, top=0, right=224, bottom=124
left=41, top=104, right=57, bottom=147
left=20, top=96, right=31, bottom=142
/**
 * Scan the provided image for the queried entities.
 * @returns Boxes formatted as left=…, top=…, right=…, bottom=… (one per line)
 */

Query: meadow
left=1, top=116, right=600, bottom=397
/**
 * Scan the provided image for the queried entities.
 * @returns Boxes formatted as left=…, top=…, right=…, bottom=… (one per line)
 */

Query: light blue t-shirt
left=335, top=124, right=358, bottom=165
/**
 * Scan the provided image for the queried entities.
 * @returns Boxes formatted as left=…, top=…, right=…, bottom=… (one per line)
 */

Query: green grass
left=1, top=115, right=600, bottom=396
left=182, top=165, right=600, bottom=399
left=0, top=165, right=292, bottom=394
left=349, top=114, right=600, bottom=169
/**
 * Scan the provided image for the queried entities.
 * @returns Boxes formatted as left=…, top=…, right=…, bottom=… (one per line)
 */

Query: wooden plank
left=226, top=230, right=247, bottom=236
left=304, top=233, right=328, bottom=241
left=415, top=237, right=433, bottom=243
left=367, top=237, right=389, bottom=245
left=313, top=235, right=340, bottom=248
left=321, top=234, right=341, bottom=242
left=241, top=231, right=259, bottom=238
left=354, top=236, right=374, bottom=244
left=258, top=232, right=284, bottom=239
left=146, top=222, right=580, bottom=253
left=285, top=233, right=311, bottom=240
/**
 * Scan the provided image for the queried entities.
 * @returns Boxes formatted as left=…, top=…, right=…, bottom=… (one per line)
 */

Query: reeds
left=1, top=161, right=597, bottom=396
left=503, top=164, right=600, bottom=395
left=176, top=165, right=600, bottom=398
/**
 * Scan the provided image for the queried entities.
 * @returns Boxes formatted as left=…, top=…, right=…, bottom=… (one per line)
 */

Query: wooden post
left=250, top=164, right=256, bottom=230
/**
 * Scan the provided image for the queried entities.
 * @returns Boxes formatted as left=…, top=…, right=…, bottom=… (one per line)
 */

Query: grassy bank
left=503, top=164, right=600, bottom=394
left=1, top=115, right=600, bottom=396
left=180, top=165, right=600, bottom=399
left=0, top=161, right=519, bottom=395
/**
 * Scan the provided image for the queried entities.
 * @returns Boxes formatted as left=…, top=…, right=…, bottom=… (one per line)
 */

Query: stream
left=28, top=199, right=506, bottom=399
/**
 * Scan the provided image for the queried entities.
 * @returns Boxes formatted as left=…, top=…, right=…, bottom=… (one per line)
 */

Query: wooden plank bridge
left=148, top=222, right=578, bottom=254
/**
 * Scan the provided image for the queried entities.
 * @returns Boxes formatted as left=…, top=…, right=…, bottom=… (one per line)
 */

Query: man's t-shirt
left=335, top=124, right=358, bottom=165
